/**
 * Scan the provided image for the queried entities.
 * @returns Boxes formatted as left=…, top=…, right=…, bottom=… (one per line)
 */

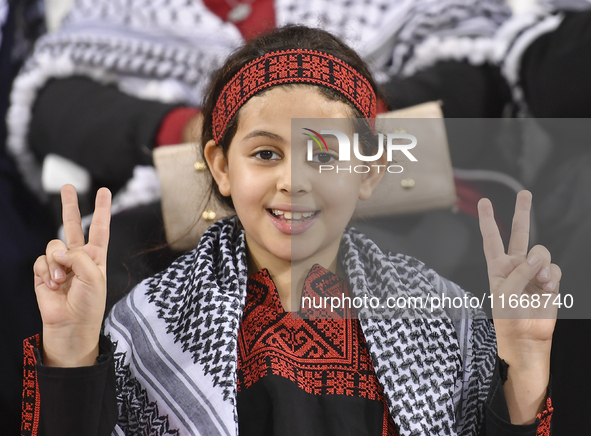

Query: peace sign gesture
left=33, top=185, right=112, bottom=367
left=478, top=190, right=560, bottom=423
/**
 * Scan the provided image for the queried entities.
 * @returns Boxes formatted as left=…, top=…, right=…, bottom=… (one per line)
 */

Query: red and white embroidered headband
left=211, top=49, right=377, bottom=144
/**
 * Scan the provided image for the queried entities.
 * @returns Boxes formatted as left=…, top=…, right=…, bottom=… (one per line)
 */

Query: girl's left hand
left=478, top=190, right=561, bottom=345
left=478, top=190, right=560, bottom=424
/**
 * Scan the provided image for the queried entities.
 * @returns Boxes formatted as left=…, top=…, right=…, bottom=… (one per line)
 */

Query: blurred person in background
left=495, top=3, right=591, bottom=433
left=0, top=0, right=50, bottom=434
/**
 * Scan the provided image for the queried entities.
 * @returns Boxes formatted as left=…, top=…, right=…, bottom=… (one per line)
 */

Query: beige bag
left=353, top=101, right=456, bottom=218
left=153, top=101, right=456, bottom=251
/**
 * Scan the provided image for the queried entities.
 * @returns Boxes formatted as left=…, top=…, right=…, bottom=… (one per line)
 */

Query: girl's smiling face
left=205, top=85, right=383, bottom=270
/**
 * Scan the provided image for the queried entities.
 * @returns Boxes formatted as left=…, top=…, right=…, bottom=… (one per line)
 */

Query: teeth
left=270, top=209, right=317, bottom=220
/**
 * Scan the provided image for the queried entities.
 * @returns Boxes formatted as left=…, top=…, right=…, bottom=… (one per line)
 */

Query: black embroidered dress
left=237, top=265, right=397, bottom=436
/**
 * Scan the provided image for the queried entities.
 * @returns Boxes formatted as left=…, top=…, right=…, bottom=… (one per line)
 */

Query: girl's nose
left=277, top=160, right=311, bottom=195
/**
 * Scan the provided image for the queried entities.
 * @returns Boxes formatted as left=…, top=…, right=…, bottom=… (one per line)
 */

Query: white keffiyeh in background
left=6, top=0, right=511, bottom=195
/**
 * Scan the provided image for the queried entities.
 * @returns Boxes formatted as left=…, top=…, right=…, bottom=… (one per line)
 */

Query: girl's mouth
left=268, top=209, right=319, bottom=222
left=267, top=209, right=320, bottom=235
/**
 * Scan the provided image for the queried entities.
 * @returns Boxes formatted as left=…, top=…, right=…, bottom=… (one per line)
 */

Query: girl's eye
left=312, top=153, right=337, bottom=164
left=255, top=150, right=281, bottom=160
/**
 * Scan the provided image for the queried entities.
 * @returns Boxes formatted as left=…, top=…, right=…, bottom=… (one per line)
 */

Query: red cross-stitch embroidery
left=21, top=335, right=41, bottom=436
left=237, top=266, right=397, bottom=436
left=536, top=398, right=553, bottom=436
left=238, top=266, right=381, bottom=400
left=212, top=49, right=377, bottom=143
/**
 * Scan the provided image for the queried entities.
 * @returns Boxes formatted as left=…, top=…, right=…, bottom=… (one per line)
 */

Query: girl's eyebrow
left=243, top=130, right=285, bottom=143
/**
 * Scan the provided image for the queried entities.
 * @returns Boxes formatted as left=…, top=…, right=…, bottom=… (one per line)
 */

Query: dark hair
left=200, top=25, right=380, bottom=210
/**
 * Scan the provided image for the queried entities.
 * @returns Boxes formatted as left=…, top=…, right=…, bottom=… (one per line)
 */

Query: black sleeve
left=480, top=357, right=552, bottom=436
left=35, top=334, right=118, bottom=436
left=28, top=76, right=180, bottom=190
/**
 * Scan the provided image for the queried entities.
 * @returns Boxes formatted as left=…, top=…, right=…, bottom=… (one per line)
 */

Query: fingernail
left=538, top=268, right=549, bottom=279
left=54, top=268, right=65, bottom=280
left=54, top=251, right=66, bottom=258
left=49, top=280, right=58, bottom=288
left=527, top=254, right=540, bottom=265
left=544, top=281, right=555, bottom=291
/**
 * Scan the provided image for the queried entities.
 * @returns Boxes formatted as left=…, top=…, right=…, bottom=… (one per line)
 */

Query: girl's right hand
left=33, top=184, right=112, bottom=367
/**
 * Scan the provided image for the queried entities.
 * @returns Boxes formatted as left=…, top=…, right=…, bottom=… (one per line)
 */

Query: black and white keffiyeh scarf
left=491, top=0, right=591, bottom=115
left=104, top=217, right=496, bottom=436
left=7, top=0, right=511, bottom=195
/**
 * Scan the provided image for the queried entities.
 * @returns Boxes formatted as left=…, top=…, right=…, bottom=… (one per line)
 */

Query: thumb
left=53, top=249, right=105, bottom=287
left=498, top=252, right=544, bottom=295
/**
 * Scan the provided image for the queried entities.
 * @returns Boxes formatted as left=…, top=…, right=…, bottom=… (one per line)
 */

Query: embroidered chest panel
left=237, top=266, right=385, bottom=401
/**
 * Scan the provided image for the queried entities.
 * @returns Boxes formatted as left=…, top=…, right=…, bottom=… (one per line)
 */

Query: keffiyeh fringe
left=494, top=9, right=564, bottom=116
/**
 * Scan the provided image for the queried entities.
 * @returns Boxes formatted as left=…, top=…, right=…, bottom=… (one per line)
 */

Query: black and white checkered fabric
left=492, top=0, right=591, bottom=115
left=104, top=217, right=496, bottom=435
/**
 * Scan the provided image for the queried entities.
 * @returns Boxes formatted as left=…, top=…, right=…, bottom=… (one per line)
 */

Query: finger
left=542, top=263, right=562, bottom=293
left=53, top=249, right=105, bottom=288
left=87, top=188, right=112, bottom=253
left=536, top=266, right=551, bottom=285
left=528, top=244, right=552, bottom=283
left=507, top=190, right=532, bottom=257
left=45, top=239, right=68, bottom=286
left=34, top=255, right=57, bottom=290
left=61, top=184, right=86, bottom=249
left=497, top=250, right=545, bottom=296
left=478, top=197, right=505, bottom=261
left=527, top=244, right=552, bottom=287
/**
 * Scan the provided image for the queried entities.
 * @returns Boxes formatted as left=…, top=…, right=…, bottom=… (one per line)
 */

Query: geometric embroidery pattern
left=212, top=49, right=378, bottom=143
left=238, top=265, right=397, bottom=435
left=536, top=398, right=553, bottom=436
left=239, top=266, right=379, bottom=398
left=21, top=335, right=41, bottom=436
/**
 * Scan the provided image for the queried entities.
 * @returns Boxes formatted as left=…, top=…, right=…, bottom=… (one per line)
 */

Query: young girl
left=26, top=26, right=559, bottom=436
